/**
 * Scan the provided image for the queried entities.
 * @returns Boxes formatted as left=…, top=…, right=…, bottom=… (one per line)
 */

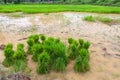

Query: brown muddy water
left=0, top=12, right=120, bottom=80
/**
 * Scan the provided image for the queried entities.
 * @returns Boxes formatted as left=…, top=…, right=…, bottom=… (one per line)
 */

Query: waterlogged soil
left=0, top=12, right=120, bottom=80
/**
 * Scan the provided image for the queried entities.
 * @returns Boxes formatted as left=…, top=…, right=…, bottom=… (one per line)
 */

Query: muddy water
left=0, top=12, right=120, bottom=80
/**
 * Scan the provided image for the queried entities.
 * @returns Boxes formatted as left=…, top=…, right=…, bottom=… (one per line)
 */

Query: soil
left=0, top=73, right=31, bottom=80
left=0, top=12, right=120, bottom=80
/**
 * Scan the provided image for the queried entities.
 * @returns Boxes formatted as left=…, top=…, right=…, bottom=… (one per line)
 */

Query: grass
left=0, top=4, right=120, bottom=14
left=96, top=16, right=111, bottom=23
left=83, top=15, right=95, bottom=22
left=83, top=15, right=112, bottom=23
left=11, top=13, right=23, bottom=17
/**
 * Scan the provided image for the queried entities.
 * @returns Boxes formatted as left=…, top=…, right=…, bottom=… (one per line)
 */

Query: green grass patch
left=83, top=15, right=112, bottom=23
left=0, top=4, right=120, bottom=14
left=96, top=16, right=111, bottom=23
left=83, top=15, right=95, bottom=22
left=11, top=13, right=23, bottom=17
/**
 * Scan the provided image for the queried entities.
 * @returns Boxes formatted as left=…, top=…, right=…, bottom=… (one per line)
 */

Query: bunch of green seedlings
left=13, top=43, right=27, bottom=72
left=27, top=34, right=68, bottom=74
left=3, top=34, right=91, bottom=74
left=3, top=43, right=14, bottom=67
left=74, top=39, right=91, bottom=72
left=3, top=43, right=27, bottom=72
left=37, top=51, right=50, bottom=74
left=27, top=34, right=39, bottom=54
left=67, top=38, right=79, bottom=59
left=67, top=38, right=90, bottom=72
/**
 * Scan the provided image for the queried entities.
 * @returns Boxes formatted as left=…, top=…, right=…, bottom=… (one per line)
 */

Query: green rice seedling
left=83, top=15, right=95, bottom=22
left=17, top=43, right=24, bottom=50
left=79, top=48, right=90, bottom=60
left=84, top=41, right=91, bottom=50
left=68, top=38, right=78, bottom=46
left=13, top=43, right=27, bottom=72
left=53, top=57, right=66, bottom=72
left=37, top=51, right=50, bottom=74
left=43, top=38, right=52, bottom=46
left=27, top=38, right=34, bottom=46
left=42, top=37, right=68, bottom=65
left=5, top=43, right=13, bottom=49
left=2, top=57, right=14, bottom=67
left=27, top=38, right=35, bottom=54
left=68, top=38, right=74, bottom=44
left=40, top=34, right=46, bottom=42
left=81, top=57, right=90, bottom=72
left=32, top=43, right=43, bottom=62
left=79, top=38, right=84, bottom=48
left=13, top=59, right=27, bottom=72
left=47, top=37, right=55, bottom=42
left=73, top=39, right=79, bottom=47
left=67, top=38, right=79, bottom=60
left=2, top=43, right=14, bottom=67
left=13, top=43, right=26, bottom=60
left=42, top=39, right=55, bottom=57
left=74, top=55, right=82, bottom=72
left=67, top=43, right=79, bottom=60
left=27, top=34, right=39, bottom=54
left=55, top=38, right=60, bottom=43
left=29, top=34, right=39, bottom=43
left=4, top=43, right=13, bottom=57
left=17, top=43, right=25, bottom=56
left=52, top=42, right=68, bottom=65
left=74, top=55, right=90, bottom=72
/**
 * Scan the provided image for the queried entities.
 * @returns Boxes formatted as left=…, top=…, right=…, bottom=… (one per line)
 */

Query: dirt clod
left=0, top=73, right=31, bottom=80
left=18, top=37, right=28, bottom=41
left=0, top=44, right=5, bottom=50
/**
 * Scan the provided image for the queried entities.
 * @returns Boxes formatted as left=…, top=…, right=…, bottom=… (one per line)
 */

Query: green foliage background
left=0, top=0, right=120, bottom=6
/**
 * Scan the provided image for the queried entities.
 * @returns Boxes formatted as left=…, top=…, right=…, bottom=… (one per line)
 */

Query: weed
left=84, top=15, right=112, bottom=23
left=96, top=16, right=111, bottom=23
left=44, top=13, right=49, bottom=15
left=11, top=14, right=23, bottom=17
left=83, top=15, right=95, bottom=22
